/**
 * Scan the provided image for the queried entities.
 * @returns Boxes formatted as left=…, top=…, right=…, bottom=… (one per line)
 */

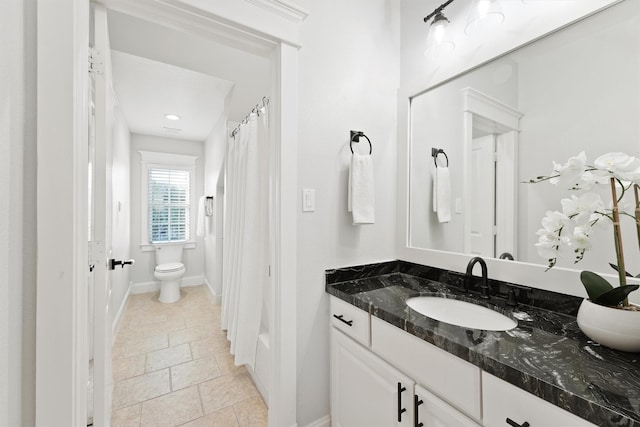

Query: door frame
left=35, top=1, right=299, bottom=425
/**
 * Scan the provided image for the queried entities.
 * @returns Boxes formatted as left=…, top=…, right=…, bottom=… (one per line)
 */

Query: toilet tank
left=155, top=244, right=184, bottom=265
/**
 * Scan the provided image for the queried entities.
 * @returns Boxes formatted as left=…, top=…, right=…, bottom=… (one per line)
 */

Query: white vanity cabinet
left=331, top=328, right=415, bottom=426
left=329, top=296, right=596, bottom=427
left=482, top=372, right=597, bottom=427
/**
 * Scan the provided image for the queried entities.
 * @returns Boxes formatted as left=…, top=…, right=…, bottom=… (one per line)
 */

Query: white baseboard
left=112, top=283, right=132, bottom=339
left=303, top=415, right=330, bottom=427
left=203, top=276, right=222, bottom=304
left=130, top=274, right=206, bottom=295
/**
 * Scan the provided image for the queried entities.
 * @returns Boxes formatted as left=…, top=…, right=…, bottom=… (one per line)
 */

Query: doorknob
left=108, top=258, right=135, bottom=270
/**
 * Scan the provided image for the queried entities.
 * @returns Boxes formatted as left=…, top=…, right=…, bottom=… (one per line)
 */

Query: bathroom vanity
left=326, top=261, right=640, bottom=427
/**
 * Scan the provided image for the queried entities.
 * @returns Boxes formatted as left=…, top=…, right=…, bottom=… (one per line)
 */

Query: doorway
left=35, top=1, right=299, bottom=425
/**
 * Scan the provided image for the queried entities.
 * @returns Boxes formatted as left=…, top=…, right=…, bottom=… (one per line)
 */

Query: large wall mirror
left=408, top=0, right=640, bottom=279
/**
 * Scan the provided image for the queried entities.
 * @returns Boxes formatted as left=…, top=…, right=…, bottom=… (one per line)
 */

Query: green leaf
left=609, top=263, right=634, bottom=278
left=580, top=271, right=614, bottom=301
left=593, top=285, right=640, bottom=306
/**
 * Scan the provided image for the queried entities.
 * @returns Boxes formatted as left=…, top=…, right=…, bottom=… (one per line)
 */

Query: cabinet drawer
left=330, top=296, right=370, bottom=347
left=483, top=372, right=597, bottom=427
left=414, top=384, right=481, bottom=427
left=371, top=316, right=481, bottom=420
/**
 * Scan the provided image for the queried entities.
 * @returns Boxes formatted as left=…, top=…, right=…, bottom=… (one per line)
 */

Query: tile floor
left=111, top=285, right=267, bottom=427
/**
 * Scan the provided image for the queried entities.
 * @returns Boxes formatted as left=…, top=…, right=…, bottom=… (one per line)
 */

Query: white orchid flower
left=594, top=152, right=640, bottom=182
left=549, top=152, right=587, bottom=187
left=560, top=193, right=604, bottom=225
left=539, top=210, right=570, bottom=233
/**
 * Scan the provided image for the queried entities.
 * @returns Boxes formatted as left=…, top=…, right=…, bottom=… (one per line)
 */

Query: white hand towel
left=196, top=195, right=206, bottom=237
left=349, top=153, right=375, bottom=224
left=434, top=166, right=451, bottom=223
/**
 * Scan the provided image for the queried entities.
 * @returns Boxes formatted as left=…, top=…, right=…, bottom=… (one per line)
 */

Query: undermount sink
left=406, top=296, right=517, bottom=331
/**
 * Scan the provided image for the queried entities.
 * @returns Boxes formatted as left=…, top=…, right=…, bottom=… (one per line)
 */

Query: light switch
left=455, top=197, right=462, bottom=214
left=302, top=189, right=315, bottom=212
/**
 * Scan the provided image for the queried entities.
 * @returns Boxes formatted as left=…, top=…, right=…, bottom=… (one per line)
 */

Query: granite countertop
left=325, top=261, right=640, bottom=427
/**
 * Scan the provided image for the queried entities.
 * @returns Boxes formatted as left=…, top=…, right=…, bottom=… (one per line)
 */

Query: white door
left=470, top=135, right=496, bottom=257
left=90, top=5, right=114, bottom=426
left=331, top=328, right=414, bottom=427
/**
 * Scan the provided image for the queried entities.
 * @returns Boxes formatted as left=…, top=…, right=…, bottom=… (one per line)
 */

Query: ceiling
left=111, top=51, right=234, bottom=141
left=106, top=8, right=272, bottom=141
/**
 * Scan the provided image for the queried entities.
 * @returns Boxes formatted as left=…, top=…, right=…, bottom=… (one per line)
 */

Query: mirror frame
left=396, top=0, right=639, bottom=301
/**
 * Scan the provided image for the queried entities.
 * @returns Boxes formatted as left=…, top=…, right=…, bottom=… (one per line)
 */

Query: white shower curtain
left=221, top=105, right=270, bottom=369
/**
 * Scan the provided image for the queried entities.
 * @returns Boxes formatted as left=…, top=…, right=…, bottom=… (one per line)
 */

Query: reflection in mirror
left=409, top=0, right=640, bottom=276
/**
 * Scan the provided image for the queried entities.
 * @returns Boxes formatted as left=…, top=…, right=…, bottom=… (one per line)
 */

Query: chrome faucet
left=465, top=257, right=491, bottom=299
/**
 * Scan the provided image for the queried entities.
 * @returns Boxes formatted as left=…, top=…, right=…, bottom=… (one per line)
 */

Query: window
left=148, top=168, right=190, bottom=243
left=139, top=151, right=197, bottom=245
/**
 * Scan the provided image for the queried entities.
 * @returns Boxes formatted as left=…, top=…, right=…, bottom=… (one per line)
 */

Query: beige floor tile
left=125, top=333, right=168, bottom=357
left=180, top=407, right=239, bottom=427
left=184, top=312, right=222, bottom=329
left=118, top=318, right=187, bottom=341
left=199, top=373, right=258, bottom=414
left=171, top=356, right=221, bottom=391
left=112, top=369, right=171, bottom=410
left=190, top=336, right=230, bottom=360
left=169, top=325, right=217, bottom=346
left=113, top=354, right=146, bottom=382
left=139, top=386, right=203, bottom=427
left=111, top=404, right=142, bottom=427
left=112, top=343, right=127, bottom=360
left=214, top=351, right=247, bottom=376
left=145, top=343, right=192, bottom=372
left=111, top=403, right=142, bottom=427
left=233, top=396, right=268, bottom=427
left=111, top=286, right=267, bottom=422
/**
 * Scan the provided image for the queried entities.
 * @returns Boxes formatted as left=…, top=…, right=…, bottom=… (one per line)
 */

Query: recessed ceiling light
left=165, top=114, right=180, bottom=121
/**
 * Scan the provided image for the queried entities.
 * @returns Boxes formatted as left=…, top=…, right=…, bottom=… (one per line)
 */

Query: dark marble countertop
left=325, top=261, right=640, bottom=427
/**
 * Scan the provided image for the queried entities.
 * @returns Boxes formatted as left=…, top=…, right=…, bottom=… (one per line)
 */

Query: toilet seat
left=155, top=262, right=184, bottom=273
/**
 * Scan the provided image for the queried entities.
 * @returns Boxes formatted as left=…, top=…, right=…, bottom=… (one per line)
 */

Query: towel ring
left=432, top=148, right=448, bottom=167
left=350, top=130, right=372, bottom=155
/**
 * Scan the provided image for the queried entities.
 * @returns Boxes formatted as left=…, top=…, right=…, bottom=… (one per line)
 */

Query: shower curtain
left=221, top=104, right=270, bottom=369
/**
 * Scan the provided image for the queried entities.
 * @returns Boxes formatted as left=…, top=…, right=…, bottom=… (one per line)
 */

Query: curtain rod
left=230, top=96, right=270, bottom=139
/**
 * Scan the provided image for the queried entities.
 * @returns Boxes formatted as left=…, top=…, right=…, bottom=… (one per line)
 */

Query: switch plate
left=455, top=197, right=462, bottom=214
left=302, top=189, right=315, bottom=212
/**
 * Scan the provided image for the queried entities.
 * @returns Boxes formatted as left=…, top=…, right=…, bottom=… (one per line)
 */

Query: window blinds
left=148, top=168, right=190, bottom=243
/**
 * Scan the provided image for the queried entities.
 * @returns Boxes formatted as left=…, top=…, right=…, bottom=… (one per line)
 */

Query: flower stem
left=635, top=184, right=640, bottom=254
left=610, top=177, right=628, bottom=305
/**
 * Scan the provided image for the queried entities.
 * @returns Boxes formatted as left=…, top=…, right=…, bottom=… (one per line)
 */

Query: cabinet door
left=331, top=328, right=414, bottom=427
left=414, top=385, right=481, bottom=427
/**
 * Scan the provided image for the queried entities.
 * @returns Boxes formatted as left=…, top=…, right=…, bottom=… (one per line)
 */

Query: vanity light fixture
left=423, top=0, right=456, bottom=59
left=164, top=114, right=180, bottom=121
left=465, top=0, right=505, bottom=35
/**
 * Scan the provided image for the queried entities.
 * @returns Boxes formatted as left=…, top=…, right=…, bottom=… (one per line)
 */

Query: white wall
left=129, top=134, right=205, bottom=287
left=1, top=0, right=36, bottom=425
left=294, top=0, right=401, bottom=424
left=203, top=93, right=231, bottom=297
left=1, top=1, right=24, bottom=425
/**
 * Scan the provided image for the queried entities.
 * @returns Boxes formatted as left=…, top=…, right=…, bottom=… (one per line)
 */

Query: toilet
left=154, top=245, right=186, bottom=303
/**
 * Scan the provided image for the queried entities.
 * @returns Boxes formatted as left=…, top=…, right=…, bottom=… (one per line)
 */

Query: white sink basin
left=406, top=296, right=517, bottom=331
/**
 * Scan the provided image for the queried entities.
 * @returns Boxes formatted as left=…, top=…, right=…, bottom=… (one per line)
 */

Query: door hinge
left=88, top=241, right=105, bottom=272
left=88, top=47, right=104, bottom=75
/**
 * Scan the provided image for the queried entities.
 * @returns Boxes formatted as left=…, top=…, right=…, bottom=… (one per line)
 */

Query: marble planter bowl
left=577, top=299, right=640, bottom=352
